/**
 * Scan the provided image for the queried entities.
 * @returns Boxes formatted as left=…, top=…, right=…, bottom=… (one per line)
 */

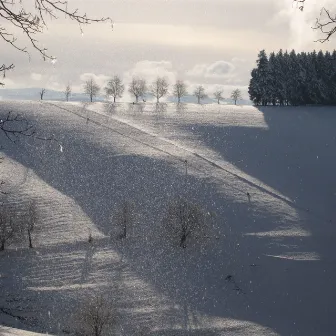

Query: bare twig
left=293, top=0, right=336, bottom=42
left=0, top=0, right=113, bottom=61
left=0, top=111, right=55, bottom=142
left=293, top=0, right=305, bottom=11
left=0, top=63, right=14, bottom=85
left=0, top=112, right=35, bottom=142
left=314, top=7, right=336, bottom=43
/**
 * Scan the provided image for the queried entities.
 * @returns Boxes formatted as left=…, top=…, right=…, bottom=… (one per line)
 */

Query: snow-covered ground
left=0, top=101, right=335, bottom=335
left=0, top=326, right=46, bottom=336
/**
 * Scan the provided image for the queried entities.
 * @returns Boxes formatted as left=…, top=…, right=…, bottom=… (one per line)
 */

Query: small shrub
left=73, top=293, right=118, bottom=336
left=162, top=197, right=214, bottom=248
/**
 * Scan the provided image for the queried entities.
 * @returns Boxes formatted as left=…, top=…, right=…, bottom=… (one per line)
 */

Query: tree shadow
left=176, top=103, right=189, bottom=114
left=169, top=105, right=336, bottom=334
left=127, top=102, right=145, bottom=114
left=179, top=106, right=336, bottom=225
left=0, top=103, right=335, bottom=335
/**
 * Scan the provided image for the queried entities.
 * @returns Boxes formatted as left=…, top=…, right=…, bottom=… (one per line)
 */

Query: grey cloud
left=187, top=61, right=235, bottom=78
left=206, top=61, right=235, bottom=77
left=1, top=0, right=336, bottom=91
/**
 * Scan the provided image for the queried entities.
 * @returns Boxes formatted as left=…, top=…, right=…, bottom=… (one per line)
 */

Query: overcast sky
left=1, top=0, right=336, bottom=99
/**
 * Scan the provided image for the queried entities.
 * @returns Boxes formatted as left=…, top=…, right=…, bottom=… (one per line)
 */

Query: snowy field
left=0, top=101, right=336, bottom=336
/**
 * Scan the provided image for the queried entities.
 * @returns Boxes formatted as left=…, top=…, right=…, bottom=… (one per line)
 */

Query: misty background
left=1, top=0, right=336, bottom=101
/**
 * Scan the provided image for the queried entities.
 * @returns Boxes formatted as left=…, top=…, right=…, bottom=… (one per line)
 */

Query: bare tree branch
left=314, top=7, right=336, bottom=43
left=0, top=111, right=57, bottom=195
left=0, top=111, right=55, bottom=142
left=293, top=0, right=336, bottom=42
left=0, top=112, right=35, bottom=142
left=0, top=0, right=113, bottom=61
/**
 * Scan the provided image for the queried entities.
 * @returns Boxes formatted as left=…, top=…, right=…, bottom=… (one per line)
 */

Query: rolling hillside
left=0, top=101, right=335, bottom=336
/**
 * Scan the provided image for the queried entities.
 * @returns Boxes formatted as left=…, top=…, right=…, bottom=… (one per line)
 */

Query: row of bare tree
left=0, top=195, right=213, bottom=253
left=55, top=76, right=242, bottom=105
left=111, top=197, right=215, bottom=249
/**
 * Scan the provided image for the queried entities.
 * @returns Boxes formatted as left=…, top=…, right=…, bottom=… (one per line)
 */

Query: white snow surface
left=0, top=326, right=46, bottom=336
left=0, top=101, right=335, bottom=335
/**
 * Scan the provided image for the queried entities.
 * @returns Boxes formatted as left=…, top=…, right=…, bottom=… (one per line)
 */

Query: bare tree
left=193, top=85, right=207, bottom=104
left=112, top=200, right=135, bottom=240
left=105, top=76, right=125, bottom=103
left=24, top=200, right=38, bottom=249
left=40, top=88, right=46, bottom=100
left=150, top=77, right=169, bottom=103
left=84, top=78, right=101, bottom=102
left=65, top=84, right=72, bottom=102
left=0, top=1, right=112, bottom=85
left=74, top=294, right=118, bottom=336
left=0, top=204, right=16, bottom=251
left=214, top=90, right=224, bottom=104
left=231, top=89, right=242, bottom=105
left=162, top=197, right=213, bottom=249
left=173, top=80, right=188, bottom=103
left=294, top=1, right=336, bottom=42
left=128, top=77, right=147, bottom=103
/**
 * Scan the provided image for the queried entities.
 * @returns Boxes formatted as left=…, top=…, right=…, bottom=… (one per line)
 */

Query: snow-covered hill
left=0, top=326, right=46, bottom=336
left=0, top=88, right=105, bottom=102
left=0, top=101, right=335, bottom=335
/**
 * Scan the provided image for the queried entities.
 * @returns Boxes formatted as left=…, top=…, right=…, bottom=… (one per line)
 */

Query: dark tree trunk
left=113, top=96, right=116, bottom=103
left=180, top=234, right=187, bottom=248
left=0, top=241, right=4, bottom=251
left=28, top=229, right=33, bottom=248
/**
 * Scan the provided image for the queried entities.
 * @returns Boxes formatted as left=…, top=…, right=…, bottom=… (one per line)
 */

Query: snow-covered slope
left=0, top=326, right=46, bottom=336
left=0, top=101, right=335, bottom=335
